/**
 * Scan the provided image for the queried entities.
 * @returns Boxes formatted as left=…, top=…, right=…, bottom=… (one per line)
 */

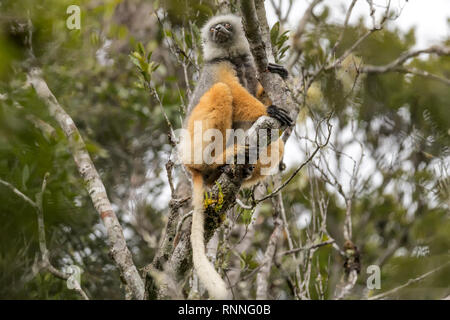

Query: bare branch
left=293, top=0, right=323, bottom=45
left=331, top=0, right=358, bottom=55
left=279, top=239, right=335, bottom=256
left=335, top=269, right=358, bottom=300
left=255, top=0, right=275, bottom=58
left=361, top=45, right=450, bottom=73
left=289, top=0, right=323, bottom=66
left=0, top=178, right=38, bottom=210
left=268, top=0, right=295, bottom=25
left=144, top=176, right=191, bottom=299
left=256, top=115, right=332, bottom=203
left=328, top=29, right=375, bottom=71
left=35, top=172, right=50, bottom=261
left=369, top=263, right=450, bottom=300
left=0, top=175, right=89, bottom=299
left=399, top=67, right=450, bottom=86
left=366, top=0, right=376, bottom=28
left=256, top=217, right=282, bottom=299
left=308, top=0, right=391, bottom=86
left=359, top=45, right=450, bottom=85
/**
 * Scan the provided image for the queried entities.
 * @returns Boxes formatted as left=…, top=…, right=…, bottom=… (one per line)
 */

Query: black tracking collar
left=205, top=54, right=250, bottom=67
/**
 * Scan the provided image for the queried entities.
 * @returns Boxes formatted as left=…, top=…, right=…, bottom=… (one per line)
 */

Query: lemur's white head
left=201, top=14, right=251, bottom=61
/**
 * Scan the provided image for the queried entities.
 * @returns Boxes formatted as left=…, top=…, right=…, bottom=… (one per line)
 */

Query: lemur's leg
left=185, top=82, right=233, bottom=172
left=204, top=75, right=289, bottom=184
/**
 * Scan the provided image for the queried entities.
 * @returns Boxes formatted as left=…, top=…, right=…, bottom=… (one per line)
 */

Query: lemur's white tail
left=190, top=172, right=230, bottom=300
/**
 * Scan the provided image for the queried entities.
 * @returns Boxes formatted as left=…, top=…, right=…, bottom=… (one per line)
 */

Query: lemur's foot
left=267, top=62, right=289, bottom=79
left=267, top=105, right=293, bottom=127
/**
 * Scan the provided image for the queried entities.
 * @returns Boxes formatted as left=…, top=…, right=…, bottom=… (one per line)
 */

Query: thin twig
left=369, top=263, right=450, bottom=300
left=287, top=0, right=323, bottom=70
left=256, top=115, right=333, bottom=203
left=279, top=239, right=335, bottom=256
left=0, top=175, right=89, bottom=299
left=361, top=46, right=450, bottom=73
left=0, top=178, right=38, bottom=209
left=331, top=0, right=358, bottom=55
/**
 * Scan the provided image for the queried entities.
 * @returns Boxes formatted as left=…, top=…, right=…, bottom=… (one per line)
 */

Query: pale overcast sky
left=266, top=1, right=449, bottom=173
left=266, top=0, right=450, bottom=48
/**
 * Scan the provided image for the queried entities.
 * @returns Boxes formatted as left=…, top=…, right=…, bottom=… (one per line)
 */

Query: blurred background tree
left=0, top=0, right=448, bottom=299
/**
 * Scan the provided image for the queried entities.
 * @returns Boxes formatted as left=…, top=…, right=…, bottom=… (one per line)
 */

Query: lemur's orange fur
left=185, top=63, right=284, bottom=186
left=184, top=62, right=284, bottom=300
left=182, top=14, right=290, bottom=300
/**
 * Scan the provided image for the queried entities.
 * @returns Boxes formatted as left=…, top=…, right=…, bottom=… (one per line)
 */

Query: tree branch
left=368, top=263, right=450, bottom=300
left=278, top=239, right=335, bottom=256
left=361, top=45, right=450, bottom=73
left=398, top=67, right=450, bottom=86
left=0, top=178, right=38, bottom=210
left=0, top=175, right=89, bottom=300
left=26, top=67, right=145, bottom=300
left=359, top=45, right=450, bottom=85
left=256, top=115, right=332, bottom=204
left=331, top=0, right=358, bottom=55
left=241, top=0, right=299, bottom=120
left=256, top=216, right=282, bottom=299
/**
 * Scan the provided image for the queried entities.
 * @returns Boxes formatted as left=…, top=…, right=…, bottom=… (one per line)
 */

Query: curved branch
left=27, top=68, right=145, bottom=300
left=360, top=45, right=450, bottom=85
left=397, top=67, right=450, bottom=86
left=0, top=178, right=38, bottom=210
left=0, top=175, right=90, bottom=300
left=361, top=45, right=450, bottom=73
left=368, top=262, right=450, bottom=300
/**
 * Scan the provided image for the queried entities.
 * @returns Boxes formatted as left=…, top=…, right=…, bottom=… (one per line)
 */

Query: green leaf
left=129, top=54, right=141, bottom=69
left=137, top=42, right=145, bottom=56
left=270, top=21, right=280, bottom=47
left=147, top=51, right=153, bottom=61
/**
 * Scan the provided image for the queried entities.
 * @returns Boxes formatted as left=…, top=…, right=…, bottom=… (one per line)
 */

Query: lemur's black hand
left=242, top=165, right=255, bottom=180
left=267, top=105, right=293, bottom=127
left=267, top=63, right=289, bottom=79
left=218, top=163, right=255, bottom=180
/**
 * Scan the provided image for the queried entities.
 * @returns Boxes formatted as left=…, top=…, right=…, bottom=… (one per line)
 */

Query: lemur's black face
left=209, top=22, right=233, bottom=43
